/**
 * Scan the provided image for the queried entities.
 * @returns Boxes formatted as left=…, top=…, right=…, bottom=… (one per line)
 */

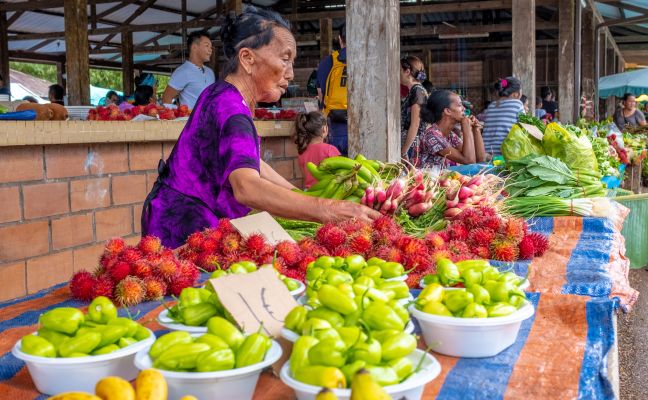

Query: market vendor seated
left=142, top=6, right=380, bottom=248
left=414, top=90, right=486, bottom=169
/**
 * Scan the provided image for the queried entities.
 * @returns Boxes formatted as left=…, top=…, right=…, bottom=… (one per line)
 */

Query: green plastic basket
left=615, top=193, right=648, bottom=268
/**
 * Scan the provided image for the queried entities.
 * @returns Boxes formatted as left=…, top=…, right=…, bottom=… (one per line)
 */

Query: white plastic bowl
left=385, top=274, right=408, bottom=282
left=410, top=302, right=535, bottom=358
left=157, top=309, right=208, bottom=333
left=280, top=349, right=441, bottom=400
left=280, top=320, right=416, bottom=343
left=134, top=339, right=282, bottom=400
left=11, top=329, right=155, bottom=396
left=419, top=278, right=530, bottom=291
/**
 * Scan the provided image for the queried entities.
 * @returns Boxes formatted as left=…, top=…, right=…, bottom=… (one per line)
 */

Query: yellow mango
left=95, top=376, right=135, bottom=400
left=135, top=369, right=168, bottom=400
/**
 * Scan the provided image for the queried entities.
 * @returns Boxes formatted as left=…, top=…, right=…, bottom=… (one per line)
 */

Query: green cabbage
left=542, top=123, right=598, bottom=173
left=502, top=124, right=545, bottom=162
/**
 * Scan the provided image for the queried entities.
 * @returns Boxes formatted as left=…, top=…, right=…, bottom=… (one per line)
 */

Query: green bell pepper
left=462, top=268, right=483, bottom=287
left=308, top=338, right=347, bottom=367
left=372, top=329, right=400, bottom=344
left=78, top=324, right=128, bottom=348
left=379, top=281, right=410, bottom=299
left=229, top=263, right=248, bottom=274
left=314, top=328, right=342, bottom=342
left=39, top=307, right=84, bottom=335
left=37, top=327, right=70, bottom=349
left=235, top=331, right=270, bottom=368
left=91, top=344, right=120, bottom=355
left=437, top=258, right=461, bottom=286
left=337, top=283, right=355, bottom=299
left=417, top=283, right=444, bottom=306
left=380, top=332, right=417, bottom=361
left=443, top=290, right=474, bottom=313
left=318, top=284, right=357, bottom=315
left=107, top=317, right=139, bottom=337
left=154, top=343, right=211, bottom=371
left=482, top=266, right=501, bottom=282
left=307, top=266, right=325, bottom=282
left=326, top=270, right=353, bottom=286
left=509, top=294, right=527, bottom=309
left=59, top=332, right=101, bottom=357
left=239, top=260, right=257, bottom=272
left=456, top=259, right=490, bottom=272
left=462, top=302, right=488, bottom=318
left=380, top=262, right=405, bottom=279
left=284, top=278, right=300, bottom=291
left=359, top=265, right=383, bottom=282
left=387, top=300, right=410, bottom=325
left=195, top=333, right=230, bottom=350
left=290, top=335, right=319, bottom=371
left=314, top=256, right=336, bottom=270
left=301, top=318, right=332, bottom=335
left=421, top=301, right=452, bottom=316
left=180, top=303, right=219, bottom=326
left=285, top=306, right=308, bottom=332
left=467, top=284, right=491, bottom=305
left=134, top=326, right=151, bottom=341
left=87, top=296, right=118, bottom=324
left=341, top=360, right=366, bottom=384
left=483, top=280, right=513, bottom=303
left=333, top=256, right=345, bottom=269
left=118, top=337, right=138, bottom=348
left=366, top=257, right=385, bottom=267
left=206, top=317, right=245, bottom=351
left=486, top=302, right=518, bottom=317
left=179, top=287, right=204, bottom=307
left=21, top=335, right=56, bottom=358
left=337, top=327, right=365, bottom=348
left=499, top=272, right=522, bottom=285
left=349, top=338, right=381, bottom=364
left=196, top=348, right=236, bottom=372
left=149, top=331, right=193, bottom=360
left=423, top=274, right=440, bottom=285
left=354, top=276, right=375, bottom=288
left=344, top=255, right=367, bottom=275
left=293, top=365, right=346, bottom=389
left=210, top=270, right=228, bottom=280
left=366, top=365, right=400, bottom=386
left=363, top=302, right=405, bottom=331
left=388, top=357, right=413, bottom=381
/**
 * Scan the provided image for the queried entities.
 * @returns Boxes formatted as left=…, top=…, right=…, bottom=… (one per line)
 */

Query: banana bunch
left=305, top=155, right=395, bottom=203
left=315, top=369, right=392, bottom=400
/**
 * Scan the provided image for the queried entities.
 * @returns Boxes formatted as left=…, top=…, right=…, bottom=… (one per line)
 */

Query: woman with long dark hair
left=482, top=77, right=524, bottom=155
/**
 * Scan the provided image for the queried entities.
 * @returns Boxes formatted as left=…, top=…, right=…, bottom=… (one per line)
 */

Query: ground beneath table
left=619, top=267, right=648, bottom=400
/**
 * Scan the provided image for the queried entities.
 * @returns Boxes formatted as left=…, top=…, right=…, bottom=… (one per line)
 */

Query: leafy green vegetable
left=502, top=124, right=545, bottom=162
left=542, top=123, right=599, bottom=173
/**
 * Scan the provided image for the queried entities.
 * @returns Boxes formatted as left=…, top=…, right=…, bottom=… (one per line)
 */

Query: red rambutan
left=156, top=258, right=179, bottom=282
left=178, top=247, right=199, bottom=264
left=282, top=268, right=306, bottom=283
left=297, top=255, right=316, bottom=272
left=275, top=241, right=302, bottom=266
left=199, top=238, right=219, bottom=254
left=114, top=276, right=146, bottom=307
left=198, top=252, right=221, bottom=272
left=93, top=275, right=114, bottom=299
left=447, top=240, right=471, bottom=256
left=244, top=233, right=268, bottom=256
left=315, top=224, right=347, bottom=250
left=178, top=260, right=200, bottom=283
left=108, top=261, right=131, bottom=281
left=518, top=236, right=536, bottom=260
left=468, top=228, right=496, bottom=247
left=405, top=271, right=423, bottom=289
left=69, top=271, right=96, bottom=301
left=167, top=277, right=194, bottom=297
left=527, top=232, right=549, bottom=256
left=146, top=254, right=162, bottom=268
left=131, top=260, right=153, bottom=279
left=430, top=249, right=452, bottom=262
left=476, top=206, right=498, bottom=218
left=331, top=245, right=353, bottom=258
left=92, top=265, right=106, bottom=278
left=186, top=231, right=205, bottom=249
left=502, top=218, right=528, bottom=242
left=104, top=237, right=126, bottom=257
left=138, top=235, right=162, bottom=255
left=457, top=207, right=481, bottom=228
left=372, top=216, right=400, bottom=234
left=473, top=246, right=491, bottom=259
left=100, top=254, right=118, bottom=270
left=397, top=237, right=428, bottom=257
left=481, top=216, right=502, bottom=232
left=372, top=246, right=404, bottom=263
left=491, top=240, right=519, bottom=262
left=221, top=232, right=242, bottom=255
left=348, top=234, right=373, bottom=255
left=143, top=277, right=167, bottom=300
left=403, top=253, right=433, bottom=273
left=217, top=218, right=236, bottom=234
left=425, top=232, right=446, bottom=251
left=447, top=223, right=469, bottom=241
left=120, top=248, right=143, bottom=264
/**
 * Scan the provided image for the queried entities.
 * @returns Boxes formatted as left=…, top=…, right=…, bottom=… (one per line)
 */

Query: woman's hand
left=319, top=200, right=382, bottom=224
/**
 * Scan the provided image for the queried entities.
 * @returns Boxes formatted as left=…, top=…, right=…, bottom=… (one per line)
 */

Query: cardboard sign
left=519, top=122, right=544, bottom=141
left=230, top=211, right=295, bottom=245
left=209, top=266, right=298, bottom=336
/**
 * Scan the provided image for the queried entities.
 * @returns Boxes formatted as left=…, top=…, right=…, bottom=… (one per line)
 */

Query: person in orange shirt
left=293, top=111, right=341, bottom=189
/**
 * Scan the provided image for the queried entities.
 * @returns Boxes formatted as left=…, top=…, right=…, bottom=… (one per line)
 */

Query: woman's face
left=250, top=27, right=296, bottom=103
left=399, top=67, right=410, bottom=85
left=625, top=96, right=637, bottom=110
left=444, top=94, right=465, bottom=122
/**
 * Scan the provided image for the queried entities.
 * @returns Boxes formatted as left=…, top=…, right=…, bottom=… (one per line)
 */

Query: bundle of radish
left=303, top=155, right=393, bottom=202
left=439, top=171, right=503, bottom=219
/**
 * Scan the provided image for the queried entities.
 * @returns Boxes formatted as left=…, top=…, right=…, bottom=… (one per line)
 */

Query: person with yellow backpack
left=316, top=24, right=348, bottom=156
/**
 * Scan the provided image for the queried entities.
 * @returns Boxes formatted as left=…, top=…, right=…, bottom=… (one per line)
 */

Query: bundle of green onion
left=504, top=196, right=614, bottom=217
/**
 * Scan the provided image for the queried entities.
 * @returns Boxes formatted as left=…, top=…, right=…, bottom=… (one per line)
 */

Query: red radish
left=424, top=191, right=434, bottom=202
left=468, top=175, right=484, bottom=186
left=438, top=179, right=449, bottom=187
left=361, top=194, right=367, bottom=206
left=410, top=190, right=425, bottom=204
left=458, top=186, right=474, bottom=201
left=446, top=197, right=459, bottom=208
left=471, top=195, right=483, bottom=204
left=380, top=198, right=392, bottom=214
left=386, top=178, right=406, bottom=199
left=409, top=202, right=431, bottom=216
left=376, top=188, right=387, bottom=204
left=390, top=198, right=400, bottom=212
left=413, top=170, right=424, bottom=185
left=456, top=202, right=468, bottom=209
left=459, top=175, right=470, bottom=184
left=463, top=197, right=473, bottom=205
left=444, top=207, right=463, bottom=218
left=467, top=184, right=478, bottom=191
left=446, top=187, right=459, bottom=200
left=365, top=187, right=375, bottom=207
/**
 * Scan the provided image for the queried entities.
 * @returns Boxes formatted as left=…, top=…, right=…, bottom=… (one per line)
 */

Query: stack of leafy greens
left=542, top=123, right=599, bottom=173
left=501, top=115, right=545, bottom=161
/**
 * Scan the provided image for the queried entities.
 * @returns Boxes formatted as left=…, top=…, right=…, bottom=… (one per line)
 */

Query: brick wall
left=0, top=136, right=301, bottom=302
left=429, top=61, right=484, bottom=110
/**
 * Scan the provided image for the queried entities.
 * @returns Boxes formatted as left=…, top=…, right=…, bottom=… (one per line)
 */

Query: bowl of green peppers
left=409, top=281, right=535, bottom=358
left=419, top=258, right=529, bottom=291
left=11, top=297, right=155, bottom=395
left=134, top=317, right=282, bottom=400
left=203, top=262, right=306, bottom=298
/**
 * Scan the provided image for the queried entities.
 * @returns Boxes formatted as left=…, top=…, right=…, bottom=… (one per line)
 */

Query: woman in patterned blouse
left=414, top=90, right=486, bottom=169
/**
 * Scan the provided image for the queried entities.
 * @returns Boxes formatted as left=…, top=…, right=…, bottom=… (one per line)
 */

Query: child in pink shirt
left=293, top=111, right=341, bottom=189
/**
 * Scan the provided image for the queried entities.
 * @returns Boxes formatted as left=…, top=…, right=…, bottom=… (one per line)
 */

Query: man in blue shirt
left=316, top=24, right=348, bottom=156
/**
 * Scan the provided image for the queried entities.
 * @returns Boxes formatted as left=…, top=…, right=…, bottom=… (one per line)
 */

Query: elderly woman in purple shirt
left=142, top=7, right=380, bottom=248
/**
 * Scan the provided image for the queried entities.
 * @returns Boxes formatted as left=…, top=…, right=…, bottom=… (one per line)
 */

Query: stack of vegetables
left=415, top=258, right=528, bottom=318
left=20, top=297, right=150, bottom=358
left=421, top=258, right=527, bottom=290
left=163, top=287, right=223, bottom=327
left=148, top=317, right=271, bottom=372
left=207, top=261, right=301, bottom=292
left=283, top=255, right=418, bottom=388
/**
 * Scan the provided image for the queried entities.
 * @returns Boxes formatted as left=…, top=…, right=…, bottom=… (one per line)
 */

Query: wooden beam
left=0, top=0, right=115, bottom=12
left=558, top=0, right=575, bottom=123
left=512, top=0, right=536, bottom=115
left=347, top=0, right=400, bottom=161
left=94, top=0, right=156, bottom=52
left=8, top=50, right=173, bottom=73
left=401, top=20, right=555, bottom=38
left=90, top=0, right=97, bottom=29
left=122, top=28, right=134, bottom=96
left=56, top=61, right=66, bottom=87
left=226, top=0, right=242, bottom=15
left=319, top=18, right=332, bottom=60
left=600, top=13, right=648, bottom=28
left=64, top=0, right=90, bottom=105
left=6, top=10, right=24, bottom=26
left=27, top=38, right=58, bottom=52
left=0, top=10, right=9, bottom=88
left=614, top=35, right=648, bottom=43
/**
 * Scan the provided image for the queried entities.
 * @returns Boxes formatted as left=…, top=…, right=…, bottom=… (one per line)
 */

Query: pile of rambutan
left=430, top=206, right=549, bottom=262
left=69, top=236, right=200, bottom=306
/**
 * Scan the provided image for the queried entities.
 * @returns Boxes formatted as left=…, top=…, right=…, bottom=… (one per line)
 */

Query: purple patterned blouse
left=415, top=123, right=463, bottom=169
left=141, top=81, right=260, bottom=248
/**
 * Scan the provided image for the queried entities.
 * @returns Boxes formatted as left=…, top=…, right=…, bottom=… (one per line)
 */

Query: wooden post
left=605, top=46, right=616, bottom=118
left=319, top=18, right=332, bottom=60
left=210, top=41, right=220, bottom=78
left=226, top=0, right=242, bottom=15
left=558, top=0, right=575, bottom=123
left=0, top=10, right=9, bottom=90
left=64, top=0, right=90, bottom=105
left=346, top=0, right=400, bottom=162
left=56, top=61, right=66, bottom=88
left=425, top=49, right=432, bottom=81
left=122, top=28, right=134, bottom=96
left=512, top=0, right=535, bottom=115
left=581, top=8, right=596, bottom=105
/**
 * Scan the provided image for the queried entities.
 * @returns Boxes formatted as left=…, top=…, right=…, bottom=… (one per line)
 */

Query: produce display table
left=0, top=212, right=634, bottom=399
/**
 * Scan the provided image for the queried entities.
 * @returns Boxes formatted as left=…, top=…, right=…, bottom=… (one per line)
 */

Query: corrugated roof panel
left=99, top=3, right=141, bottom=24
left=131, top=9, right=184, bottom=25
left=155, top=0, right=210, bottom=14
left=10, top=11, right=65, bottom=33
left=37, top=41, right=67, bottom=53
left=8, top=39, right=45, bottom=51
left=94, top=2, right=123, bottom=16
left=157, top=35, right=183, bottom=46
left=133, top=31, right=160, bottom=45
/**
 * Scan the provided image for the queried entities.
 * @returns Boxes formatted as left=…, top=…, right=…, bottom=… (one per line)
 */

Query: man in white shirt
left=162, top=30, right=216, bottom=109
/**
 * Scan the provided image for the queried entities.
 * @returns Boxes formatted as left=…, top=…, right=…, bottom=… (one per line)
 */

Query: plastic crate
left=615, top=193, right=648, bottom=268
